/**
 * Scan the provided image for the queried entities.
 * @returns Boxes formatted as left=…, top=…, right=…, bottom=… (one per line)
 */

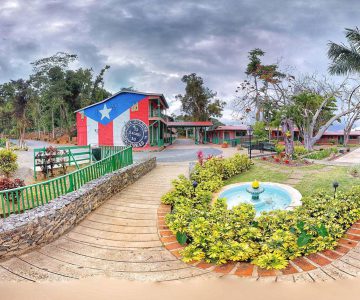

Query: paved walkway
left=335, top=147, right=360, bottom=164
left=0, top=163, right=215, bottom=282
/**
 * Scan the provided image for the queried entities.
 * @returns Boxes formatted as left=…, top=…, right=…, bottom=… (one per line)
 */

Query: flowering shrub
left=0, top=178, right=25, bottom=191
left=162, top=154, right=360, bottom=270
left=0, top=178, right=25, bottom=202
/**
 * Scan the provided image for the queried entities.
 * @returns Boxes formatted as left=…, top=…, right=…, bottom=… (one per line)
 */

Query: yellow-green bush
left=162, top=154, right=360, bottom=270
left=0, top=149, right=18, bottom=177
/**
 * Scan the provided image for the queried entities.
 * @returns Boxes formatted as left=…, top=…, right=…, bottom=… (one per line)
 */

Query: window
left=235, top=131, right=245, bottom=137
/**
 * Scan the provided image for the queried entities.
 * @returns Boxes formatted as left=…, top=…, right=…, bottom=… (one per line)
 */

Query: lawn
left=225, top=161, right=290, bottom=184
left=225, top=159, right=360, bottom=197
left=295, top=166, right=360, bottom=196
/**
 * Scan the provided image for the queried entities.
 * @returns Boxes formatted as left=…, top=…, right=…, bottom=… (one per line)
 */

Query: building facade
left=206, top=125, right=360, bottom=145
left=75, top=91, right=172, bottom=149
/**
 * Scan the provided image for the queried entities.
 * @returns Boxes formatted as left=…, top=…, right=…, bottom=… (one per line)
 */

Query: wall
left=0, top=158, right=156, bottom=261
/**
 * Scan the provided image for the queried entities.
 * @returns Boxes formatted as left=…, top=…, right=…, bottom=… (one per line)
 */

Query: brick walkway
left=1, top=162, right=360, bottom=283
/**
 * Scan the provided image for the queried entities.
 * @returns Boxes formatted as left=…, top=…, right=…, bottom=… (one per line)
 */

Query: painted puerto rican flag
left=76, top=92, right=149, bottom=146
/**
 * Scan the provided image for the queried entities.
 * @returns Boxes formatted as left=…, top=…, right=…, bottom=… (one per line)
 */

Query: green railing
left=100, top=145, right=128, bottom=159
left=1, top=146, right=133, bottom=219
left=149, top=109, right=167, bottom=120
left=33, top=145, right=92, bottom=179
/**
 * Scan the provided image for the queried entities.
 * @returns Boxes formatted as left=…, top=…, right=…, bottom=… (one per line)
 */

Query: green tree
left=176, top=73, right=225, bottom=121
left=286, top=91, right=337, bottom=150
left=328, top=27, right=360, bottom=75
left=328, top=27, right=360, bottom=145
left=253, top=121, right=267, bottom=140
left=234, top=48, right=291, bottom=122
left=29, top=52, right=111, bottom=141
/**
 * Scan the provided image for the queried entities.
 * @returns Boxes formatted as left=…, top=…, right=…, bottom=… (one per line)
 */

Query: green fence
left=1, top=146, right=133, bottom=219
left=33, top=145, right=92, bottom=179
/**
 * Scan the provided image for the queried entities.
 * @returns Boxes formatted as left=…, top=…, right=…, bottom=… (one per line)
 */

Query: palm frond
left=328, top=41, right=360, bottom=75
left=345, top=27, right=360, bottom=48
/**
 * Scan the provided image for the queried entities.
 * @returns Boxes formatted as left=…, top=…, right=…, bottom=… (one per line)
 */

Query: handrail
left=1, top=146, right=133, bottom=218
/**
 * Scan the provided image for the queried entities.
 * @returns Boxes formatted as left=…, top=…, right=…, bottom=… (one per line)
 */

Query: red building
left=75, top=90, right=173, bottom=150
left=206, top=125, right=248, bottom=144
left=206, top=125, right=360, bottom=145
left=75, top=90, right=213, bottom=150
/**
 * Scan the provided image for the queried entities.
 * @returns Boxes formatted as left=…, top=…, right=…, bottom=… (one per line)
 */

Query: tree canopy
left=0, top=52, right=112, bottom=143
left=176, top=73, right=225, bottom=121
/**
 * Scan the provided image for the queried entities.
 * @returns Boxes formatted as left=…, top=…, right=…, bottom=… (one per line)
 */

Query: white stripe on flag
left=113, top=109, right=130, bottom=146
left=87, top=117, right=98, bottom=146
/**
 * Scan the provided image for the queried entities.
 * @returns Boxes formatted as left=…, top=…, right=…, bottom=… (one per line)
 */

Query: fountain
left=246, top=180, right=265, bottom=201
left=218, top=180, right=302, bottom=214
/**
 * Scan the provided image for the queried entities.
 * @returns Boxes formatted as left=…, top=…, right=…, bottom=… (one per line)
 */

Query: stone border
left=0, top=158, right=156, bottom=261
left=158, top=203, right=360, bottom=279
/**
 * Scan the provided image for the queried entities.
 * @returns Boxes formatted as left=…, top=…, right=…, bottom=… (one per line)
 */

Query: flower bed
left=304, top=147, right=338, bottom=160
left=161, top=154, right=360, bottom=270
left=260, top=155, right=311, bottom=167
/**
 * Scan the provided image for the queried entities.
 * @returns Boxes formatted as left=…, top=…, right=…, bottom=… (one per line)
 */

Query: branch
left=313, top=104, right=360, bottom=140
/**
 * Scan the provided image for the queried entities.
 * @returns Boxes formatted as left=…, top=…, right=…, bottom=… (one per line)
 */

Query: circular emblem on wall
left=122, top=119, right=149, bottom=147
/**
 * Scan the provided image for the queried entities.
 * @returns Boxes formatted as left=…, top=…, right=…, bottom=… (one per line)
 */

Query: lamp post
left=247, top=125, right=253, bottom=159
left=333, top=181, right=339, bottom=199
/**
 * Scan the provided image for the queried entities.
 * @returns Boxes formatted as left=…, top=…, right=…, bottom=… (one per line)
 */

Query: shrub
left=162, top=153, right=360, bottom=270
left=0, top=137, right=7, bottom=147
left=0, top=178, right=25, bottom=190
left=305, top=148, right=338, bottom=160
left=0, top=149, right=18, bottom=177
left=294, top=145, right=308, bottom=157
left=0, top=178, right=25, bottom=202
left=274, top=143, right=285, bottom=154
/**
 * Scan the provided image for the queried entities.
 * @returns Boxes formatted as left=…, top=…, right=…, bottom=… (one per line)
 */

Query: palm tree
left=328, top=27, right=360, bottom=75
left=328, top=27, right=360, bottom=145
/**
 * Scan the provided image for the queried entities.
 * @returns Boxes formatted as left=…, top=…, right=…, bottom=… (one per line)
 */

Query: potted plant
left=222, top=141, right=229, bottom=148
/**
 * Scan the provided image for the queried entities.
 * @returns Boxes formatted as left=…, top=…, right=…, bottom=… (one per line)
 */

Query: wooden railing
left=1, top=146, right=133, bottom=218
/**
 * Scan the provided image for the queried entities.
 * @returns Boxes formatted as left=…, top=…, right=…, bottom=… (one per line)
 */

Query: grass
left=225, top=159, right=360, bottom=198
left=295, top=166, right=360, bottom=196
left=225, top=161, right=290, bottom=185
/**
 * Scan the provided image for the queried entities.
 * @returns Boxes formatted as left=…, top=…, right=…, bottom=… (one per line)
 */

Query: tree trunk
left=281, top=118, right=294, bottom=158
left=52, top=108, right=55, bottom=140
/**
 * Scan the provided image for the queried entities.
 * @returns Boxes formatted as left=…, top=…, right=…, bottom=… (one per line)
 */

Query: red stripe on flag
left=130, top=96, right=149, bottom=125
left=98, top=120, right=114, bottom=146
left=76, top=112, right=87, bottom=145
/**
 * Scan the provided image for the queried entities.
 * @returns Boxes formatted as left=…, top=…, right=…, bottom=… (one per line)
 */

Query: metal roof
left=74, top=90, right=169, bottom=112
left=210, top=125, right=248, bottom=131
left=166, top=121, right=213, bottom=127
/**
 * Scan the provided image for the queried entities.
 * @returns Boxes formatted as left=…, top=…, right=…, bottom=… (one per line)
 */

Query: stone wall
left=0, top=158, right=156, bottom=260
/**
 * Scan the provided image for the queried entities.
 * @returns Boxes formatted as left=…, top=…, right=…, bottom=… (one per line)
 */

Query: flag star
left=99, top=104, right=112, bottom=120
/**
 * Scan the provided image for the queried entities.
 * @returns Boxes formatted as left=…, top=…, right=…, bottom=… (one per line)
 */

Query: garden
left=162, top=153, right=360, bottom=270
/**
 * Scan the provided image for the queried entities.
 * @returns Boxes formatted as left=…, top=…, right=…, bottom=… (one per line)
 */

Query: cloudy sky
left=0, top=0, right=358, bottom=123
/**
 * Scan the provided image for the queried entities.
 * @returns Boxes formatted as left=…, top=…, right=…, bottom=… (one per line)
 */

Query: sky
left=0, top=0, right=359, bottom=125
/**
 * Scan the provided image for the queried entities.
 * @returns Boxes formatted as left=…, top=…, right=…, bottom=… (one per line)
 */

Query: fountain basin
left=217, top=182, right=302, bottom=214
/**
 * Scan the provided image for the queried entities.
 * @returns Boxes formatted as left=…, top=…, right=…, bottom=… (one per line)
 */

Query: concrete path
left=0, top=163, right=214, bottom=282
left=335, top=147, right=360, bottom=165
